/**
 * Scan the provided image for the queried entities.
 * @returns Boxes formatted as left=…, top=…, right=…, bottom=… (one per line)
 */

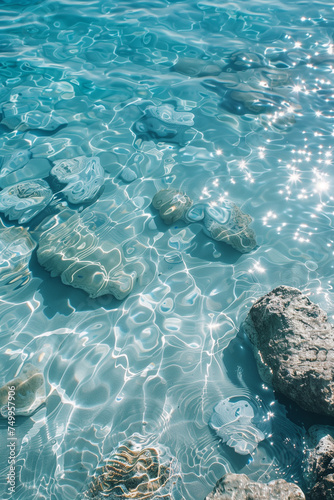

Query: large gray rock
left=309, top=474, right=334, bottom=499
left=204, top=473, right=305, bottom=499
left=304, top=425, right=334, bottom=499
left=243, top=286, right=334, bottom=417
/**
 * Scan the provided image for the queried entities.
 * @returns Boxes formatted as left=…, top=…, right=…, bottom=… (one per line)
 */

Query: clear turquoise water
left=0, top=0, right=334, bottom=498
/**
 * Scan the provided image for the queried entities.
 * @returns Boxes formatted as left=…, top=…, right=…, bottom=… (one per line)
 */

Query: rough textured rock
left=304, top=425, right=334, bottom=499
left=204, top=473, right=305, bottom=499
left=244, top=286, right=334, bottom=417
left=306, top=426, right=334, bottom=482
left=309, top=474, right=334, bottom=499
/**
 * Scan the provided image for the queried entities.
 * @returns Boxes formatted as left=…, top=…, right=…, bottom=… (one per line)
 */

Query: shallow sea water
left=0, top=0, right=334, bottom=498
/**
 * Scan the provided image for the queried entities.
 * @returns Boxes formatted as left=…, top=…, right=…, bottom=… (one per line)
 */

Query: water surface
left=0, top=0, right=334, bottom=498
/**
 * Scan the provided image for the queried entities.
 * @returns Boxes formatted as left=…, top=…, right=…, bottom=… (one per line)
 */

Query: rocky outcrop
left=204, top=473, right=305, bottom=499
left=243, top=286, right=334, bottom=417
left=310, top=475, right=334, bottom=499
left=304, top=425, right=334, bottom=499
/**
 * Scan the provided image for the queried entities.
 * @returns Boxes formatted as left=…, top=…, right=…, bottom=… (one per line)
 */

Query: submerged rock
left=209, top=397, right=265, bottom=455
left=0, top=85, right=68, bottom=132
left=85, top=440, right=180, bottom=499
left=244, top=286, right=334, bottom=417
left=120, top=167, right=137, bottom=183
left=220, top=89, right=280, bottom=115
left=203, top=200, right=256, bottom=253
left=0, top=179, right=53, bottom=223
left=37, top=210, right=139, bottom=299
left=152, top=188, right=193, bottom=225
left=309, top=474, right=334, bottom=499
left=0, top=158, right=52, bottom=189
left=0, top=223, right=36, bottom=295
left=171, top=57, right=222, bottom=77
left=152, top=190, right=256, bottom=252
left=1, top=104, right=66, bottom=132
left=304, top=425, right=334, bottom=499
left=133, top=104, right=195, bottom=146
left=51, top=156, right=104, bottom=204
left=0, top=364, right=45, bottom=417
left=204, top=473, right=305, bottom=499
left=228, top=50, right=267, bottom=71
left=0, top=149, right=31, bottom=177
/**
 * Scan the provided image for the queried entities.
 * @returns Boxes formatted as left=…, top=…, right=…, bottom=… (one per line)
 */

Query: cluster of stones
left=203, top=285, right=334, bottom=499
left=170, top=49, right=297, bottom=132
left=0, top=46, right=331, bottom=499
left=152, top=188, right=257, bottom=253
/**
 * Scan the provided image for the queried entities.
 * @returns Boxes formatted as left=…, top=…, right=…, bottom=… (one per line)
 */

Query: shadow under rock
left=185, top=230, right=243, bottom=265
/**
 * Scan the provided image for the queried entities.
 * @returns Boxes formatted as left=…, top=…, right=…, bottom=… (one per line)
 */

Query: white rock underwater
left=0, top=363, right=45, bottom=418
left=0, top=149, right=31, bottom=177
left=0, top=222, right=36, bottom=296
left=209, top=398, right=265, bottom=455
left=0, top=179, right=53, bottom=224
left=51, top=156, right=104, bottom=204
left=36, top=210, right=140, bottom=299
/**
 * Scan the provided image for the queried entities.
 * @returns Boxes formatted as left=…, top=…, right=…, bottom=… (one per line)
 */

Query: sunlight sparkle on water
left=249, top=262, right=266, bottom=274
left=288, top=171, right=301, bottom=184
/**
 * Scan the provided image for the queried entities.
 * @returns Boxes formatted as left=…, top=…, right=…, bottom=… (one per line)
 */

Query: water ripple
left=0, top=0, right=333, bottom=498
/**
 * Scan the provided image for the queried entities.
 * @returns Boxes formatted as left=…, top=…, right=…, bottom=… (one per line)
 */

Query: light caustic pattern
left=0, top=0, right=333, bottom=499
